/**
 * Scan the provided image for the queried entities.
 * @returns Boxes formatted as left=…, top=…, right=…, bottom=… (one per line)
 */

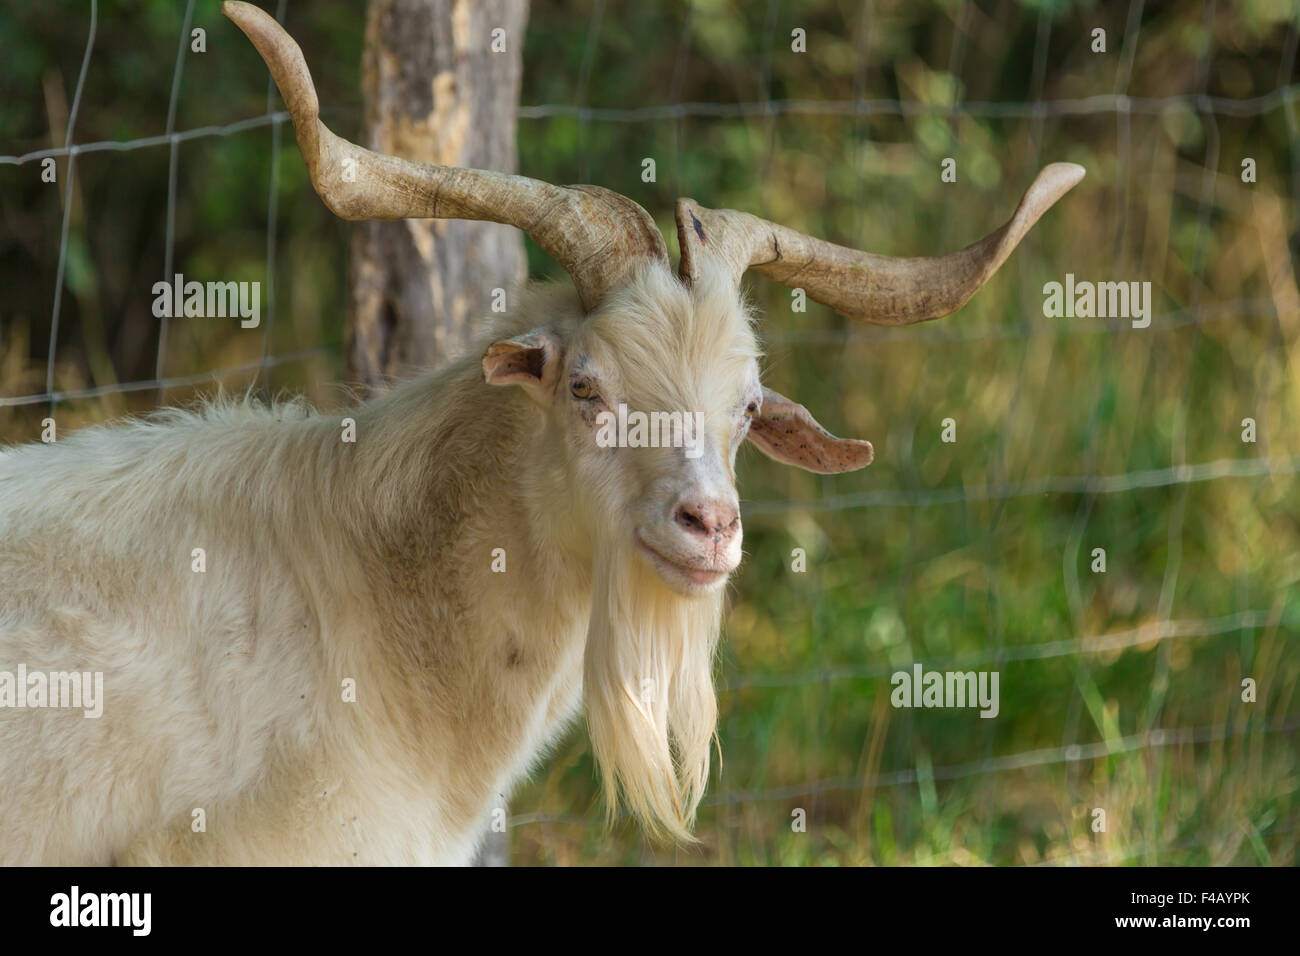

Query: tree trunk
left=348, top=0, right=529, bottom=390
left=348, top=0, right=528, bottom=866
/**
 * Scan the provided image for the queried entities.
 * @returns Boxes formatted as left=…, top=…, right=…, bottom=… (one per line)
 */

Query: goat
left=0, top=1, right=1083, bottom=864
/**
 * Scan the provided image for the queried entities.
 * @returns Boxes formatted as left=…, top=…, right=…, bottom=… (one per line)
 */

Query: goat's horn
left=676, top=162, right=1084, bottom=325
left=222, top=1, right=668, bottom=312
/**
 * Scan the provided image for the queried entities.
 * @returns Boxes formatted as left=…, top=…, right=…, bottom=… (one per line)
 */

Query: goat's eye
left=570, top=380, right=595, bottom=400
left=745, top=401, right=759, bottom=416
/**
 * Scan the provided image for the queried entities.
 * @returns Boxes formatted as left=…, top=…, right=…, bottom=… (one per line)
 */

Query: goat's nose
left=674, top=499, right=741, bottom=540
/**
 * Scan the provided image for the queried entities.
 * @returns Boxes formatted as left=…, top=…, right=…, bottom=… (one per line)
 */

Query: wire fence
left=2, top=0, right=1296, bottom=864
left=509, top=714, right=1300, bottom=827
left=722, top=608, right=1281, bottom=692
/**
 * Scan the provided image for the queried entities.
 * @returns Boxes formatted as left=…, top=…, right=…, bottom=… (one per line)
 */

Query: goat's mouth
left=634, top=530, right=734, bottom=595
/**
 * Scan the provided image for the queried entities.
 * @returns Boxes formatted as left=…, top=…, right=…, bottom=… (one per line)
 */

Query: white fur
left=0, top=265, right=761, bottom=864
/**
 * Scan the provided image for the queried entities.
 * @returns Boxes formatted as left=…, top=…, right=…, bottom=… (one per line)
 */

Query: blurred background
left=1, top=0, right=1297, bottom=864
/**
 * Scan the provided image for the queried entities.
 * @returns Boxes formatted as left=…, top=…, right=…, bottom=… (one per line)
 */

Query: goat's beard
left=583, top=538, right=724, bottom=843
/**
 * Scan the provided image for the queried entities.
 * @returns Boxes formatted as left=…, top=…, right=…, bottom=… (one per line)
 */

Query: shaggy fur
left=0, top=264, right=761, bottom=864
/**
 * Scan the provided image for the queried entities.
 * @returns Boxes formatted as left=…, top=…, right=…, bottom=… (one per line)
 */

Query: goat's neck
left=329, top=358, right=591, bottom=817
left=346, top=357, right=587, bottom=570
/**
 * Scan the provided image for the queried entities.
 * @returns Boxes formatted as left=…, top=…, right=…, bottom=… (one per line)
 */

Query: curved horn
left=676, top=162, right=1084, bottom=325
left=222, top=1, right=668, bottom=311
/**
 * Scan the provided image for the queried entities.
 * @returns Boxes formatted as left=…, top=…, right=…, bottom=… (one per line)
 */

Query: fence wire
left=2, top=0, right=1296, bottom=865
left=509, top=715, right=1300, bottom=827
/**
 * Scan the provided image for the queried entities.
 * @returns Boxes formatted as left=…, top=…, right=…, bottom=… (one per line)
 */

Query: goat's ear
left=746, top=387, right=874, bottom=474
left=482, top=330, right=564, bottom=407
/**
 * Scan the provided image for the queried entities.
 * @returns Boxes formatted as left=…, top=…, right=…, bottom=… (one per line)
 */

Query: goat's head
left=485, top=268, right=762, bottom=596
left=224, top=1, right=1083, bottom=839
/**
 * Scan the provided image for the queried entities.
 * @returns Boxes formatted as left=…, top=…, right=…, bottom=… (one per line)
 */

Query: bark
left=348, top=0, right=528, bottom=864
left=348, top=0, right=529, bottom=389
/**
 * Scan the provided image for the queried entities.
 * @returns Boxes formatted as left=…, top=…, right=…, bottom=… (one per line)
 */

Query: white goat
left=0, top=1, right=1082, bottom=864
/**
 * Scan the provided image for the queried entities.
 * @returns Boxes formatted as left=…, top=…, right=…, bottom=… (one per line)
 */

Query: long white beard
left=583, top=540, right=724, bottom=841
